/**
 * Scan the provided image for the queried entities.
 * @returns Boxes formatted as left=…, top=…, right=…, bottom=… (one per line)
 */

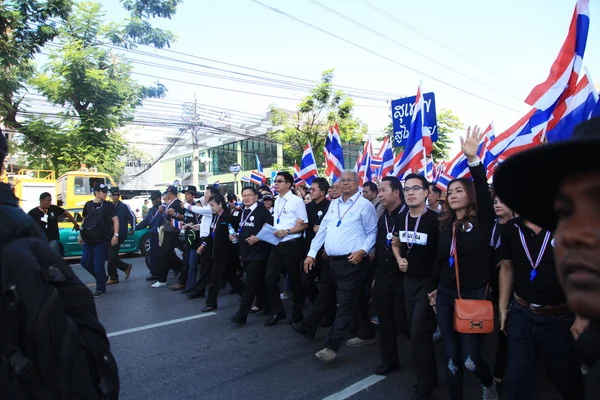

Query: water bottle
left=228, top=223, right=238, bottom=243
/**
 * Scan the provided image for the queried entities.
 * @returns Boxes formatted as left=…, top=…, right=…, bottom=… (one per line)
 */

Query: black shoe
left=264, top=312, right=287, bottom=326
left=375, top=362, right=400, bottom=376
left=145, top=275, right=158, bottom=281
left=187, top=290, right=205, bottom=299
left=230, top=315, right=247, bottom=325
left=286, top=314, right=303, bottom=325
left=319, top=318, right=334, bottom=328
left=201, top=305, right=217, bottom=312
left=93, top=290, right=106, bottom=298
left=181, top=288, right=192, bottom=294
left=291, top=322, right=315, bottom=339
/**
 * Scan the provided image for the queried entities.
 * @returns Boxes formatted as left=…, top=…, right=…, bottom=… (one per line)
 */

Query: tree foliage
left=383, top=108, right=462, bottom=161
left=14, top=2, right=169, bottom=180
left=268, top=70, right=366, bottom=166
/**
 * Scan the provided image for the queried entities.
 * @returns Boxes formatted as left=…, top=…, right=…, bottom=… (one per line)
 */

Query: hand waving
left=460, top=126, right=485, bottom=163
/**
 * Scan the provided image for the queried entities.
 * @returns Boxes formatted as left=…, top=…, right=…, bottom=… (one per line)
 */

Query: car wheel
left=140, top=233, right=151, bottom=257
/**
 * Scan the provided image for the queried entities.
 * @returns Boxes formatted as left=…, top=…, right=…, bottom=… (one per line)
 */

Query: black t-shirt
left=394, top=207, right=439, bottom=280
left=490, top=220, right=507, bottom=267
left=82, top=200, right=117, bottom=241
left=305, top=199, right=330, bottom=253
left=500, top=217, right=566, bottom=305
left=375, top=204, right=405, bottom=272
left=28, top=205, right=66, bottom=241
left=238, top=203, right=274, bottom=262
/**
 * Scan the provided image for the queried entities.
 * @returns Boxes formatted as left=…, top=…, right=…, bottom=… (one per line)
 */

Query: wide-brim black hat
left=494, top=117, right=600, bottom=231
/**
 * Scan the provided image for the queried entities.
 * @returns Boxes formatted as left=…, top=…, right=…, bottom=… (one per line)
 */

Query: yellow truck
left=9, top=170, right=57, bottom=213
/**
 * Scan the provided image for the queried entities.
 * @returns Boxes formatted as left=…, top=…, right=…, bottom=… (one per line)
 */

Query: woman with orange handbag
left=427, top=126, right=498, bottom=400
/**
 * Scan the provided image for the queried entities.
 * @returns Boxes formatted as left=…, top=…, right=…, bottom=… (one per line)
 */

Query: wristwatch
left=286, top=229, right=291, bottom=235
left=114, top=233, right=119, bottom=237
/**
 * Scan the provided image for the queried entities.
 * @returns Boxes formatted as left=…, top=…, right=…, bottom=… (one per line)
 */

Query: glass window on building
left=241, top=138, right=277, bottom=170
left=175, top=158, right=183, bottom=177
left=210, top=142, right=239, bottom=175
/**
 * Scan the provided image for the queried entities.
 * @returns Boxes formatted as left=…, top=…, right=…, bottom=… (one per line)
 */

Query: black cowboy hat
left=494, top=117, right=600, bottom=231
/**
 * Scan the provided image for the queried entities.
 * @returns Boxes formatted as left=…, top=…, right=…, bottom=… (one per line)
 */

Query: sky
left=79, top=0, right=600, bottom=155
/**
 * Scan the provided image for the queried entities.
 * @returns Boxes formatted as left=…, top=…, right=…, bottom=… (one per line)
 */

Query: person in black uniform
left=303, top=177, right=331, bottom=306
left=392, top=174, right=439, bottom=398
left=169, top=185, right=200, bottom=291
left=230, top=186, right=273, bottom=324
left=156, top=185, right=185, bottom=288
left=499, top=217, right=583, bottom=399
left=135, top=190, right=164, bottom=280
left=201, top=194, right=245, bottom=312
left=28, top=192, right=79, bottom=255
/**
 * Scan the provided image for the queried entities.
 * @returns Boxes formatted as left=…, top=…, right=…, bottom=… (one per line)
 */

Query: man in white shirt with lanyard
left=263, top=171, right=308, bottom=326
left=302, top=170, right=378, bottom=363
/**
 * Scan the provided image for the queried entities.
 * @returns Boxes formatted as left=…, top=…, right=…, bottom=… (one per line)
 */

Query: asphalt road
left=71, top=256, right=564, bottom=400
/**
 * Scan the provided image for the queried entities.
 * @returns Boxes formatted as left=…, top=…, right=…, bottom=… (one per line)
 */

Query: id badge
left=41, top=215, right=49, bottom=223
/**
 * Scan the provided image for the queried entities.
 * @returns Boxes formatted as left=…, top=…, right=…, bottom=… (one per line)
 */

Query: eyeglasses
left=273, top=179, right=286, bottom=183
left=111, top=193, right=120, bottom=196
left=403, top=186, right=425, bottom=194
left=339, top=178, right=357, bottom=183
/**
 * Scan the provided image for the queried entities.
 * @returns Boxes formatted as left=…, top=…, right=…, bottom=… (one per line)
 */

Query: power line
left=306, top=0, right=523, bottom=101
left=355, top=0, right=529, bottom=90
left=249, top=0, right=525, bottom=113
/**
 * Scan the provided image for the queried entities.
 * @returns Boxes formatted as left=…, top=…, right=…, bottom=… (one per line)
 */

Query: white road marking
left=322, top=374, right=386, bottom=400
left=107, top=313, right=217, bottom=338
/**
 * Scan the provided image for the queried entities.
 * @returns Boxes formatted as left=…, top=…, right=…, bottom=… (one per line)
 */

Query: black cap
left=163, top=185, right=178, bottom=196
left=183, top=185, right=197, bottom=195
left=110, top=186, right=121, bottom=195
left=94, top=183, right=109, bottom=193
left=149, top=190, right=162, bottom=200
left=227, top=193, right=237, bottom=202
left=494, top=117, right=600, bottom=231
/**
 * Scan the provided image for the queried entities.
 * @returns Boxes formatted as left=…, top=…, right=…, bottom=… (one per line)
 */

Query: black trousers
left=372, top=269, right=408, bottom=364
left=157, top=231, right=178, bottom=283
left=107, top=237, right=129, bottom=279
left=193, top=250, right=212, bottom=294
left=490, top=267, right=508, bottom=379
left=206, top=258, right=245, bottom=307
left=236, top=259, right=268, bottom=319
left=301, top=257, right=338, bottom=332
left=265, top=239, right=303, bottom=317
left=404, top=275, right=437, bottom=390
left=178, top=244, right=190, bottom=285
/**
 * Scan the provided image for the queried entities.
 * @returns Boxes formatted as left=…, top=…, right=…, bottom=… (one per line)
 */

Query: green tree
left=383, top=108, right=462, bottom=161
left=268, top=70, right=366, bottom=166
left=17, top=2, right=168, bottom=180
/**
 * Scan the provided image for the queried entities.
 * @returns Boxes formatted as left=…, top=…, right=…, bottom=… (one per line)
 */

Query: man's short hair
left=362, top=181, right=378, bottom=193
left=311, top=177, right=330, bottom=193
left=429, top=183, right=442, bottom=196
left=206, top=185, right=220, bottom=196
left=39, top=192, right=52, bottom=201
left=242, top=186, right=258, bottom=195
left=276, top=171, right=294, bottom=186
left=404, top=174, right=430, bottom=192
left=258, top=185, right=271, bottom=193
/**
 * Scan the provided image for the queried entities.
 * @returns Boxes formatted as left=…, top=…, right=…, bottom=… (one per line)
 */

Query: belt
left=329, top=254, right=351, bottom=261
left=513, top=293, right=570, bottom=315
left=277, top=238, right=301, bottom=246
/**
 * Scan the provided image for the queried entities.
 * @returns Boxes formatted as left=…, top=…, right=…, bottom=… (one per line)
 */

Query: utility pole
left=182, top=95, right=203, bottom=188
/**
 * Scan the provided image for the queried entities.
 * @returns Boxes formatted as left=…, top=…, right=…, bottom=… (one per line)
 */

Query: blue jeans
left=436, top=283, right=494, bottom=400
left=81, top=241, right=109, bottom=292
left=187, top=250, right=198, bottom=290
left=507, top=298, right=583, bottom=400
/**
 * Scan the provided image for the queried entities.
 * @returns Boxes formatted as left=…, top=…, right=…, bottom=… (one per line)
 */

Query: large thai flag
left=379, top=136, right=396, bottom=177
left=255, top=154, right=264, bottom=173
left=525, top=0, right=590, bottom=110
left=324, top=126, right=332, bottom=169
left=546, top=72, right=598, bottom=143
left=484, top=110, right=538, bottom=168
left=436, top=172, right=453, bottom=191
left=593, top=98, right=600, bottom=119
left=250, top=171, right=266, bottom=186
left=293, top=161, right=305, bottom=186
left=326, top=123, right=345, bottom=182
left=445, top=124, right=496, bottom=180
left=299, top=143, right=318, bottom=185
left=395, top=84, right=432, bottom=177
left=358, top=138, right=373, bottom=185
left=497, top=106, right=558, bottom=160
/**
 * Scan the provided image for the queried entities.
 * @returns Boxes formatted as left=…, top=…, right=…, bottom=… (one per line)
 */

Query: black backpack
left=81, top=201, right=105, bottom=244
left=0, top=199, right=119, bottom=399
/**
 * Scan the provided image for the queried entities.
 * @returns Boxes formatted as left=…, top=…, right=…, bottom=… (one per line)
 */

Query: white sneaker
left=280, top=292, right=290, bottom=300
left=151, top=281, right=167, bottom=288
left=315, top=348, right=337, bottom=364
left=346, top=337, right=377, bottom=347
left=482, top=383, right=498, bottom=400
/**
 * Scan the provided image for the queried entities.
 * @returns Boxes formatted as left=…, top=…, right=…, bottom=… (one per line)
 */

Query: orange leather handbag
left=451, top=224, right=495, bottom=334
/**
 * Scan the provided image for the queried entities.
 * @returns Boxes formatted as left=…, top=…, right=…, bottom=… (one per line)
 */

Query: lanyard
left=449, top=223, right=457, bottom=268
left=516, top=225, right=551, bottom=281
left=336, top=195, right=358, bottom=227
left=490, top=220, right=502, bottom=249
left=384, top=213, right=395, bottom=247
left=38, top=207, right=48, bottom=215
left=276, top=198, right=288, bottom=225
left=211, top=211, right=223, bottom=239
left=238, top=207, right=255, bottom=234
left=405, top=206, right=427, bottom=251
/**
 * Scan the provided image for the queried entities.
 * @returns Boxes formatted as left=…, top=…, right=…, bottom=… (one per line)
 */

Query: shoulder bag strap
left=453, top=221, right=489, bottom=300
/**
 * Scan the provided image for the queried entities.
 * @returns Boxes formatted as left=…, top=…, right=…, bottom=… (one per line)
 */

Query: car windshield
left=60, top=209, right=83, bottom=223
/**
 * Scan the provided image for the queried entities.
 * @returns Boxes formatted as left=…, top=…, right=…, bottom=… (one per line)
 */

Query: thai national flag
left=546, top=72, right=598, bottom=143
left=324, top=126, right=332, bottom=166
left=250, top=171, right=266, bottom=186
left=170, top=218, right=183, bottom=230
left=436, top=172, right=453, bottom=192
left=299, top=143, right=318, bottom=185
left=445, top=123, right=496, bottom=180
left=395, top=84, right=432, bottom=177
left=525, top=0, right=589, bottom=110
left=293, top=162, right=304, bottom=185
left=377, top=136, right=396, bottom=177
left=425, top=156, right=434, bottom=182
left=483, top=110, right=538, bottom=168
left=255, top=154, right=264, bottom=173
left=358, top=138, right=373, bottom=185
left=326, top=123, right=345, bottom=182
left=241, top=176, right=250, bottom=183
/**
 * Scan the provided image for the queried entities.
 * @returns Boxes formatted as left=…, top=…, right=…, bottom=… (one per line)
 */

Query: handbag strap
left=452, top=221, right=489, bottom=300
